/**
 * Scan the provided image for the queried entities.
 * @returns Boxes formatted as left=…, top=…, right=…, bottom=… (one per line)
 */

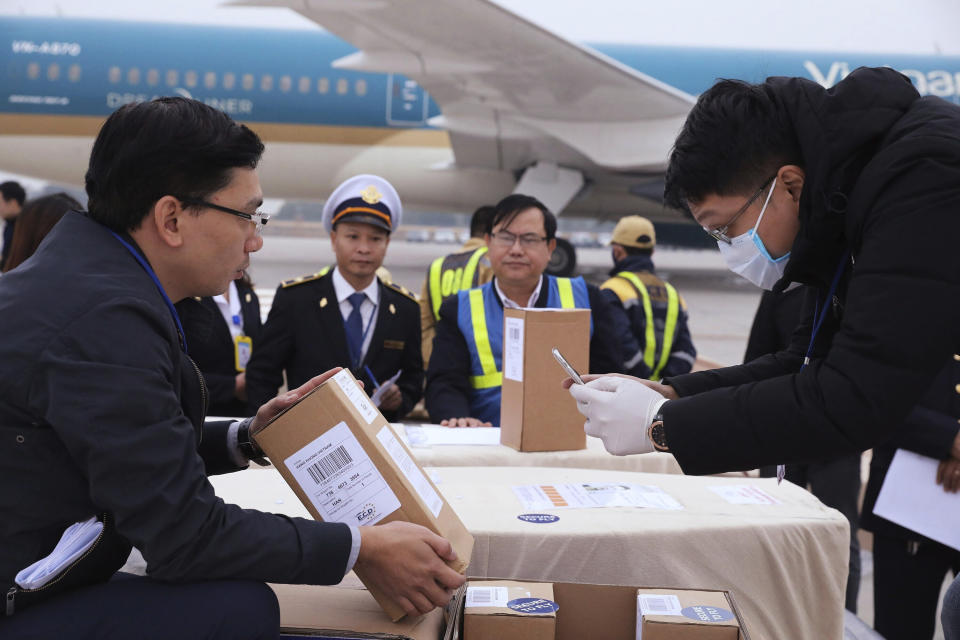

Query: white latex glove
left=568, top=376, right=668, bottom=455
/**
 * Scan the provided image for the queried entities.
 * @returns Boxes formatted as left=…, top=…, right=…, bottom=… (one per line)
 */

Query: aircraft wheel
left=546, top=238, right=577, bottom=277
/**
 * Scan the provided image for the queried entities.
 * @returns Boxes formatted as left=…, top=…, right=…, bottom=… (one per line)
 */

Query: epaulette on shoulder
left=281, top=271, right=326, bottom=289
left=386, top=281, right=419, bottom=303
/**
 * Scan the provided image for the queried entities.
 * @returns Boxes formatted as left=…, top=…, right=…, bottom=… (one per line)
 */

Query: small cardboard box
left=252, top=369, right=474, bottom=621
left=463, top=580, right=557, bottom=640
left=636, top=588, right=744, bottom=639
left=500, top=308, right=589, bottom=452
left=272, top=581, right=444, bottom=639
left=445, top=581, right=751, bottom=640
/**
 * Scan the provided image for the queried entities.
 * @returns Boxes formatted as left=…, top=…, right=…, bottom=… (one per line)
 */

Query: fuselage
left=2, top=17, right=959, bottom=218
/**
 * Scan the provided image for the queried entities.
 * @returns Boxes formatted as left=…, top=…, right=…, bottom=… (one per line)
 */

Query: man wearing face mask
left=566, top=67, right=960, bottom=635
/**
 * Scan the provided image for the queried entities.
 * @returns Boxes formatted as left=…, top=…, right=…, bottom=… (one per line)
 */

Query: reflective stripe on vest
left=467, top=288, right=502, bottom=389
left=617, top=271, right=679, bottom=380
left=428, top=246, right=489, bottom=321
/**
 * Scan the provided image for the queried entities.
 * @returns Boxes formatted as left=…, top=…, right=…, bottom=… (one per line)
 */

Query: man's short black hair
left=469, top=205, right=495, bottom=238
left=488, top=194, right=557, bottom=240
left=85, top=97, right=265, bottom=232
left=663, top=79, right=801, bottom=213
left=0, top=181, right=26, bottom=206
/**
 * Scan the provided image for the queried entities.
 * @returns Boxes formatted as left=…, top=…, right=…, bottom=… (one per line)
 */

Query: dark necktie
left=344, top=292, right=367, bottom=367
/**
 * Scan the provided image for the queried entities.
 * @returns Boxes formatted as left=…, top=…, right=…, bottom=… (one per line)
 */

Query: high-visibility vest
left=427, top=246, right=489, bottom=321
left=457, top=276, right=591, bottom=425
left=616, top=271, right=679, bottom=380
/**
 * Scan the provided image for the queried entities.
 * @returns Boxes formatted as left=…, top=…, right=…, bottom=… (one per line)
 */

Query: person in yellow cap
left=419, top=205, right=495, bottom=368
left=599, top=215, right=696, bottom=380
left=244, top=174, right=424, bottom=421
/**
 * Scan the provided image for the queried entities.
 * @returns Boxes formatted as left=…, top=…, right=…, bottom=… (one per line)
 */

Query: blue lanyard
left=110, top=231, right=188, bottom=354
left=802, top=251, right=851, bottom=367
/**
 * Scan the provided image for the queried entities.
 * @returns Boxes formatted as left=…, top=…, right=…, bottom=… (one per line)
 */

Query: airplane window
left=185, top=70, right=197, bottom=88
left=166, top=69, right=178, bottom=87
left=68, top=64, right=81, bottom=83
left=47, top=63, right=60, bottom=81
left=317, top=77, right=329, bottom=94
left=261, top=75, right=273, bottom=92
left=280, top=75, right=292, bottom=92
left=355, top=79, right=367, bottom=96
left=146, top=69, right=159, bottom=86
left=242, top=73, right=254, bottom=91
left=205, top=72, right=216, bottom=89
left=127, top=68, right=140, bottom=85
left=108, top=66, right=121, bottom=84
left=336, top=78, right=348, bottom=95
left=27, top=62, right=40, bottom=80
left=298, top=76, right=310, bottom=93
left=223, top=72, right=236, bottom=90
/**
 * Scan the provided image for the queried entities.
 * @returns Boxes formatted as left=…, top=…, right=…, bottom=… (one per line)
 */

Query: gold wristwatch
left=647, top=412, right=669, bottom=452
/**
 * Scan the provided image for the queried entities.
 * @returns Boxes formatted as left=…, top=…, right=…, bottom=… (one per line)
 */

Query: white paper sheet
left=370, top=369, right=403, bottom=407
left=512, top=482, right=683, bottom=511
left=404, top=425, right=502, bottom=447
left=708, top=484, right=782, bottom=505
left=874, top=449, right=960, bottom=551
left=15, top=516, right=102, bottom=589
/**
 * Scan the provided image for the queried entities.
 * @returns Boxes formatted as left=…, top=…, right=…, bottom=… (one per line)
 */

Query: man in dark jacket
left=426, top=194, right=624, bottom=427
left=0, top=98, right=463, bottom=638
left=566, top=67, right=960, bottom=634
left=600, top=215, right=696, bottom=380
left=860, top=360, right=960, bottom=640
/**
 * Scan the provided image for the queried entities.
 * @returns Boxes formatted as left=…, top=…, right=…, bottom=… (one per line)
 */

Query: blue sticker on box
left=681, top=605, right=735, bottom=622
left=507, top=598, right=559, bottom=614
left=517, top=513, right=559, bottom=524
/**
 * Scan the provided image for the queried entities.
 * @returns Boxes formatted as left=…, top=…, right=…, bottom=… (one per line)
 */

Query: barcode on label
left=644, top=596, right=671, bottom=612
left=465, top=586, right=509, bottom=608
left=306, top=445, right=353, bottom=483
left=638, top=593, right=682, bottom=618
left=509, top=326, right=520, bottom=340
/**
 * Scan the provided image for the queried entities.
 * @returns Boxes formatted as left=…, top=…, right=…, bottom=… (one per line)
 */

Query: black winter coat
left=175, top=281, right=262, bottom=417
left=663, top=67, right=960, bottom=475
left=0, top=212, right=352, bottom=594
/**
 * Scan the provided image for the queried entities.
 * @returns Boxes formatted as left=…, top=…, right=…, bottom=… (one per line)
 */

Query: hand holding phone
left=552, top=347, right=584, bottom=385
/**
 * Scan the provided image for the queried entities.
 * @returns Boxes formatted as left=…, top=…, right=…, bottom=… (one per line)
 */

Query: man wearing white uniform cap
left=245, top=175, right=424, bottom=420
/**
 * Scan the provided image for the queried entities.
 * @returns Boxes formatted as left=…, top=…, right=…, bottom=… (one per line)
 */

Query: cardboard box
left=636, top=588, right=744, bottom=640
left=445, top=581, right=751, bottom=640
left=500, top=308, right=589, bottom=452
left=272, top=581, right=444, bottom=639
left=252, top=369, right=474, bottom=621
left=463, top=580, right=556, bottom=640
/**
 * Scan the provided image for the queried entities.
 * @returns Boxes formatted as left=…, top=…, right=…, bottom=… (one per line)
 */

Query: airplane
left=2, top=0, right=960, bottom=272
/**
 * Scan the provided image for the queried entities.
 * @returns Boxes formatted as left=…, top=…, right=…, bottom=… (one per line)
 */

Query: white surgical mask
left=716, top=178, right=790, bottom=290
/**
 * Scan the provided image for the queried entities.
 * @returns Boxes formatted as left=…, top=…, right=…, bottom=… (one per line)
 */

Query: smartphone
left=552, top=347, right=584, bottom=385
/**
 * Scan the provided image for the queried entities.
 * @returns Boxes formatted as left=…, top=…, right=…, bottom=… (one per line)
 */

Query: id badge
left=235, top=335, right=253, bottom=372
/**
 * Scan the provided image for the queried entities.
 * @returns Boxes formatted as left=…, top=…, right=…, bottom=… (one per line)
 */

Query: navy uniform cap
left=321, top=174, right=402, bottom=234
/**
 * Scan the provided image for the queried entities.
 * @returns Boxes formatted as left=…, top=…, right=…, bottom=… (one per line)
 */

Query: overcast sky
left=2, top=0, right=959, bottom=55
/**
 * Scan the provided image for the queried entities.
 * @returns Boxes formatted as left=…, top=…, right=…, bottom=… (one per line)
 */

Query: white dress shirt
left=332, top=266, right=380, bottom=363
left=212, top=280, right=244, bottom=340
left=494, top=275, right=543, bottom=309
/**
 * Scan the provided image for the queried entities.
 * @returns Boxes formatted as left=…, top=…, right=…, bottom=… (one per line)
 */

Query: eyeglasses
left=180, top=198, right=270, bottom=235
left=703, top=175, right=776, bottom=245
left=490, top=231, right=549, bottom=248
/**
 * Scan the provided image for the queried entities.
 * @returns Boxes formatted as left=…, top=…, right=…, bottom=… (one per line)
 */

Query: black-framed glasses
left=490, top=231, right=549, bottom=248
left=180, top=198, right=270, bottom=235
left=703, top=175, right=776, bottom=245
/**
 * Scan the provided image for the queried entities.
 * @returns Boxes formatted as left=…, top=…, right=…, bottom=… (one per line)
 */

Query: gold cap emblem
left=360, top=185, right=382, bottom=204
left=319, top=297, right=328, bottom=308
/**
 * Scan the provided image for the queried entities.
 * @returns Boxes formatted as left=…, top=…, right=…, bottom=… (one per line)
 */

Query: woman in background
left=176, top=272, right=262, bottom=417
left=3, top=192, right=82, bottom=272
